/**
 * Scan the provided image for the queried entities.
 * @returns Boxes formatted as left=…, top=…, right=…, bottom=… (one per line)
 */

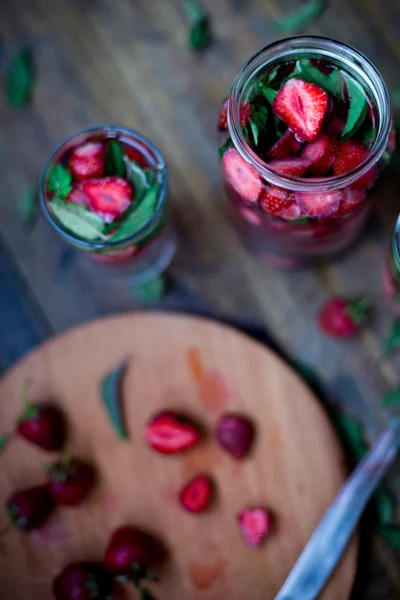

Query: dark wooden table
left=1, top=0, right=400, bottom=597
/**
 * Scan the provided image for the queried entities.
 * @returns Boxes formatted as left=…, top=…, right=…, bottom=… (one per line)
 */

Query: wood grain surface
left=0, top=1, right=400, bottom=598
left=0, top=313, right=357, bottom=600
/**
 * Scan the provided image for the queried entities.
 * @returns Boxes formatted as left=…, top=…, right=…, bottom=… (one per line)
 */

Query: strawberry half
left=267, top=130, right=302, bottom=160
left=273, top=78, right=329, bottom=142
left=260, top=187, right=294, bottom=217
left=296, top=190, right=342, bottom=218
left=145, top=411, right=200, bottom=454
left=333, top=140, right=375, bottom=190
left=67, top=184, right=89, bottom=206
left=301, top=135, right=339, bottom=176
left=337, top=188, right=366, bottom=217
left=237, top=508, right=272, bottom=548
left=268, top=157, right=311, bottom=177
left=179, top=474, right=213, bottom=513
left=69, top=142, right=105, bottom=181
left=218, top=98, right=229, bottom=132
left=82, top=177, right=133, bottom=223
left=222, top=147, right=262, bottom=205
left=278, top=203, right=303, bottom=221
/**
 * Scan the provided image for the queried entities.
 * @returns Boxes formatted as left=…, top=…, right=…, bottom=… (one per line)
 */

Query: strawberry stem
left=346, top=297, right=371, bottom=325
left=20, top=379, right=35, bottom=418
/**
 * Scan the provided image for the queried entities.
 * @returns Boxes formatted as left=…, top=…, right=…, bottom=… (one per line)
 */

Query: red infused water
left=218, top=38, right=393, bottom=268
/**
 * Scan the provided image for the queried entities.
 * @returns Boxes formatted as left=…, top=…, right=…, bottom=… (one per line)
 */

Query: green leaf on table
left=381, top=386, right=400, bottom=408
left=375, top=485, right=396, bottom=525
left=47, top=165, right=73, bottom=199
left=392, top=89, right=400, bottom=109
left=0, top=435, right=10, bottom=452
left=218, top=138, right=233, bottom=159
left=382, top=319, right=400, bottom=356
left=184, top=0, right=212, bottom=51
left=100, top=359, right=129, bottom=440
left=5, top=48, right=35, bottom=109
left=132, top=274, right=168, bottom=304
left=341, top=78, right=368, bottom=140
left=332, top=412, right=368, bottom=460
left=127, top=160, right=154, bottom=204
left=50, top=197, right=108, bottom=241
left=18, top=186, right=38, bottom=232
left=109, top=184, right=160, bottom=243
left=379, top=524, right=400, bottom=550
left=105, top=140, right=126, bottom=178
left=275, top=0, right=328, bottom=34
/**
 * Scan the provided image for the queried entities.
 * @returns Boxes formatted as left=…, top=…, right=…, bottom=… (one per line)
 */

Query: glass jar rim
left=228, top=36, right=392, bottom=192
left=39, top=125, right=168, bottom=250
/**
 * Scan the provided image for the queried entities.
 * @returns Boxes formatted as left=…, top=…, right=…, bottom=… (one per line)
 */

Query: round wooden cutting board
left=0, top=313, right=357, bottom=600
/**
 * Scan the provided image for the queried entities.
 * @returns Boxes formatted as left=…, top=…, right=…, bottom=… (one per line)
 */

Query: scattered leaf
left=379, top=524, right=400, bottom=550
left=375, top=485, right=396, bottom=525
left=184, top=0, right=212, bottom=51
left=332, top=412, right=368, bottom=460
left=51, top=197, right=107, bottom=241
left=47, top=165, right=72, bottom=199
left=100, top=360, right=129, bottom=440
left=109, top=184, right=160, bottom=243
left=132, top=274, right=168, bottom=304
left=275, top=0, right=328, bottom=34
left=0, top=435, right=10, bottom=452
left=5, top=47, right=35, bottom=108
left=105, top=140, right=126, bottom=178
left=382, top=319, right=400, bottom=356
left=381, top=386, right=400, bottom=409
left=218, top=138, right=233, bottom=159
left=342, top=78, right=368, bottom=140
left=18, top=186, right=38, bottom=232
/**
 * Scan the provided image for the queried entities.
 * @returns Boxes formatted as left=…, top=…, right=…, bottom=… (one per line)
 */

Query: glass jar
left=40, top=125, right=176, bottom=284
left=219, top=37, right=393, bottom=268
left=383, top=215, right=400, bottom=314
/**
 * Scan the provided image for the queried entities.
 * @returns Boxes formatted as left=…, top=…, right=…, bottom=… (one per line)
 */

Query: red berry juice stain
left=186, top=347, right=232, bottom=414
left=188, top=556, right=229, bottom=592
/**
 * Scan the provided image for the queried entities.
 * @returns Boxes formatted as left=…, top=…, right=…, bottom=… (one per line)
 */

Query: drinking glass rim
left=228, top=36, right=392, bottom=192
left=39, top=125, right=169, bottom=250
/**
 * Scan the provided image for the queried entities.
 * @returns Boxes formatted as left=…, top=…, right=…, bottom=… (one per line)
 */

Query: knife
left=275, top=418, right=400, bottom=600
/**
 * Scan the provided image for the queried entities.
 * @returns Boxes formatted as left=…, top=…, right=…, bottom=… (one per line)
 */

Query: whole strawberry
left=7, top=484, right=55, bottom=532
left=17, top=402, right=66, bottom=451
left=48, top=457, right=95, bottom=506
left=318, top=296, right=371, bottom=338
left=216, top=413, right=255, bottom=460
left=52, top=561, right=115, bottom=600
left=104, top=526, right=163, bottom=596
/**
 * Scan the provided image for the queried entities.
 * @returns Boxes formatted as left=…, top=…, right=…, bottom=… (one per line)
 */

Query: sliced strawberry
left=336, top=188, right=366, bottom=217
left=301, top=135, right=339, bottom=175
left=67, top=184, right=89, bottom=206
left=69, top=142, right=105, bottom=181
left=240, top=102, right=252, bottom=127
left=278, top=203, right=303, bottom=221
left=179, top=474, right=213, bottom=513
left=222, top=147, right=262, bottom=204
left=268, top=157, right=311, bottom=177
left=296, top=190, right=342, bottom=218
left=237, top=508, right=271, bottom=548
left=267, top=130, right=302, bottom=160
left=272, top=78, right=329, bottom=142
left=333, top=140, right=375, bottom=190
left=82, top=177, right=133, bottom=223
left=218, top=98, right=229, bottom=132
left=145, top=411, right=200, bottom=455
left=260, top=187, right=294, bottom=217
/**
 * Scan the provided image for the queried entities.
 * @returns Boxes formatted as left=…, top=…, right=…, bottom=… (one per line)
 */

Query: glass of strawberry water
left=218, top=37, right=394, bottom=268
left=40, top=126, right=176, bottom=284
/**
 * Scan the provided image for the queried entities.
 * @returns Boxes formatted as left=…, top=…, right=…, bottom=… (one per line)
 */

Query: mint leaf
left=18, top=186, right=38, bottom=232
left=0, top=435, right=10, bottom=452
left=361, top=125, right=376, bottom=148
left=109, top=184, right=160, bottom=243
left=128, top=160, right=154, bottom=204
left=275, top=0, right=328, bottom=33
left=381, top=386, right=400, bottom=408
left=100, top=360, right=129, bottom=440
left=184, top=0, right=212, bottom=51
left=51, top=198, right=107, bottom=241
left=219, top=138, right=233, bottom=159
left=379, top=524, right=400, bottom=550
left=5, top=48, right=35, bottom=109
left=332, top=412, right=368, bottom=460
left=259, top=84, right=277, bottom=105
left=382, top=319, right=400, bottom=356
left=249, top=120, right=259, bottom=146
left=47, top=165, right=72, bottom=199
left=293, top=60, right=345, bottom=100
left=132, top=274, right=168, bottom=304
left=342, top=78, right=368, bottom=140
left=105, top=140, right=126, bottom=177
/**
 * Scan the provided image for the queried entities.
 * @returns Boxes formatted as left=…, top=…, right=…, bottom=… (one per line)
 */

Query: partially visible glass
left=218, top=37, right=394, bottom=268
left=40, top=126, right=176, bottom=285
left=383, top=215, right=400, bottom=314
